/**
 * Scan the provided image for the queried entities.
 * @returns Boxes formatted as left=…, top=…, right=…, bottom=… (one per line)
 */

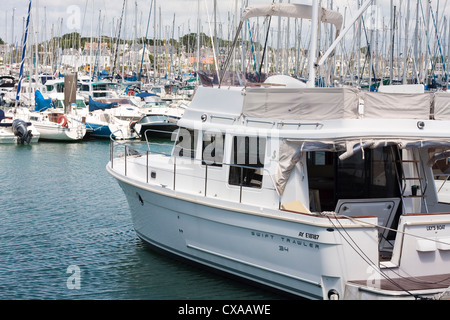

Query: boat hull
left=84, top=122, right=112, bottom=139
left=0, top=126, right=40, bottom=144
left=108, top=158, right=450, bottom=300
left=114, top=179, right=326, bottom=299
left=32, top=123, right=86, bottom=141
left=107, top=161, right=380, bottom=300
left=0, top=134, right=40, bottom=144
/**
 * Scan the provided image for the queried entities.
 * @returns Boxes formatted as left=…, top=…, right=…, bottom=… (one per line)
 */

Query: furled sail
left=88, top=96, right=118, bottom=112
left=34, top=90, right=53, bottom=112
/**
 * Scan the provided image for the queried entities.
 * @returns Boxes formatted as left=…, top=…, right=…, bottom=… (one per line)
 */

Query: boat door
left=201, top=131, right=226, bottom=198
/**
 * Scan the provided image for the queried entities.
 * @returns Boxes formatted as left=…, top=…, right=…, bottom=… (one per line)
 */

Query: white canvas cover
left=242, top=87, right=359, bottom=120
left=241, top=4, right=343, bottom=35
left=276, top=139, right=343, bottom=195
left=363, top=92, right=432, bottom=119
left=275, top=139, right=303, bottom=195
left=433, top=92, right=450, bottom=120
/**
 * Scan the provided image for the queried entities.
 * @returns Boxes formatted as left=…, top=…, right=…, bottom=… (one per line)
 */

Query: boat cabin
left=137, top=84, right=449, bottom=257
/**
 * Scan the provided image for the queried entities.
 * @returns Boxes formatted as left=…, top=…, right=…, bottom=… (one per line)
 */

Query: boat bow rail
left=109, top=129, right=284, bottom=209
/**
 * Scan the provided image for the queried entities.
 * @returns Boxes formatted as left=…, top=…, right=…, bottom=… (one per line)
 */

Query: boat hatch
left=335, top=198, right=400, bottom=251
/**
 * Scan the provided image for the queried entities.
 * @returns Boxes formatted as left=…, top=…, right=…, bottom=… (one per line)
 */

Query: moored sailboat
left=29, top=90, right=86, bottom=141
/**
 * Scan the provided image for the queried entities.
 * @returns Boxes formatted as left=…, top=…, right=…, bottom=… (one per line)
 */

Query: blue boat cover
left=35, top=90, right=53, bottom=112
left=136, top=92, right=159, bottom=98
left=88, top=96, right=118, bottom=112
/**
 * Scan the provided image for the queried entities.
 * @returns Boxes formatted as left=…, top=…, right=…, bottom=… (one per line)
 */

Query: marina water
left=0, top=139, right=284, bottom=300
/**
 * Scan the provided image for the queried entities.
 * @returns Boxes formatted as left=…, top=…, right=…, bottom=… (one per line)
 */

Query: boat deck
left=350, top=273, right=450, bottom=292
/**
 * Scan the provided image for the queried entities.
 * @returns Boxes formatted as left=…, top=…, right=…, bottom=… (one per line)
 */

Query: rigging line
left=436, top=284, right=450, bottom=300
left=139, top=0, right=153, bottom=80
left=247, top=20, right=259, bottom=82
left=327, top=213, right=450, bottom=287
left=259, top=15, right=271, bottom=77
left=111, top=0, right=127, bottom=81
left=330, top=214, right=449, bottom=293
left=336, top=214, right=450, bottom=247
left=204, top=0, right=220, bottom=83
left=326, top=215, right=417, bottom=298
left=360, top=15, right=377, bottom=83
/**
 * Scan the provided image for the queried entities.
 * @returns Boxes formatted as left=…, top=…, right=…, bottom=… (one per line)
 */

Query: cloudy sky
left=0, top=0, right=448, bottom=44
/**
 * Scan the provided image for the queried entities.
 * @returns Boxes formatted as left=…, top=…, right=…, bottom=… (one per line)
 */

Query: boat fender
left=57, top=115, right=68, bottom=128
left=328, top=289, right=339, bottom=300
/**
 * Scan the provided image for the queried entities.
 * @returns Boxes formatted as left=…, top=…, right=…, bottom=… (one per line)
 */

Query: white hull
left=108, top=158, right=450, bottom=300
left=0, top=121, right=40, bottom=144
left=33, top=122, right=86, bottom=141
left=0, top=134, right=40, bottom=144
left=109, top=167, right=328, bottom=299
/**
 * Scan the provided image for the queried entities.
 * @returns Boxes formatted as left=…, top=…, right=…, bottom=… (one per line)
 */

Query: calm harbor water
left=0, top=139, right=286, bottom=300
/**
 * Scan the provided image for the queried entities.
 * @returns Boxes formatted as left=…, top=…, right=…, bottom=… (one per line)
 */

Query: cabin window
left=54, top=100, right=64, bottom=108
left=431, top=148, right=450, bottom=203
left=228, top=136, right=266, bottom=188
left=75, top=100, right=86, bottom=109
left=173, top=128, right=197, bottom=159
left=202, top=132, right=225, bottom=166
left=307, top=146, right=401, bottom=211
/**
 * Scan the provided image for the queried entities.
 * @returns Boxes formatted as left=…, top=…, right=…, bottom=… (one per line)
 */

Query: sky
left=1, top=0, right=449, bottom=45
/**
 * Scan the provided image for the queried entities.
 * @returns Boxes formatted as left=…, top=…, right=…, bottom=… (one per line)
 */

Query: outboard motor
left=12, top=119, right=33, bottom=144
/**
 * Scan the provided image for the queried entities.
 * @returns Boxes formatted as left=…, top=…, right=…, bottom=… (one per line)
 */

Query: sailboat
left=1, top=0, right=40, bottom=144
left=107, top=3, right=450, bottom=300
left=80, top=96, right=140, bottom=140
left=28, top=90, right=86, bottom=141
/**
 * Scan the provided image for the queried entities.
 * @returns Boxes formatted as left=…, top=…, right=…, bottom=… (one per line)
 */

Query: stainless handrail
left=109, top=131, right=281, bottom=206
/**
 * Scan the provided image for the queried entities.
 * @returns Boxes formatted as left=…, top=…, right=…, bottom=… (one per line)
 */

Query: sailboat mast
left=112, top=0, right=126, bottom=81
left=306, top=1, right=319, bottom=87
left=403, top=0, right=410, bottom=84
left=139, top=0, right=153, bottom=80
left=15, top=0, right=32, bottom=108
left=196, top=0, right=200, bottom=81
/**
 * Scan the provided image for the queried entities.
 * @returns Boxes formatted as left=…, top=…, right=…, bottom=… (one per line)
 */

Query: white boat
left=28, top=110, right=86, bottom=141
left=4, top=80, right=42, bottom=107
left=106, top=3, right=450, bottom=300
left=134, top=100, right=186, bottom=139
left=0, top=108, right=39, bottom=144
left=81, top=97, right=140, bottom=140
left=27, top=90, right=86, bottom=141
left=78, top=81, right=120, bottom=103
left=128, top=91, right=161, bottom=108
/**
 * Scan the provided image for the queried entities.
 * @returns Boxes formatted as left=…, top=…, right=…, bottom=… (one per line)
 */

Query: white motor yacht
left=106, top=3, right=450, bottom=300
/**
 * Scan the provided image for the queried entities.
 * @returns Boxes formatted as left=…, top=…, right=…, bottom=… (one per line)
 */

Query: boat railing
left=110, top=129, right=281, bottom=207
left=435, top=174, right=450, bottom=194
